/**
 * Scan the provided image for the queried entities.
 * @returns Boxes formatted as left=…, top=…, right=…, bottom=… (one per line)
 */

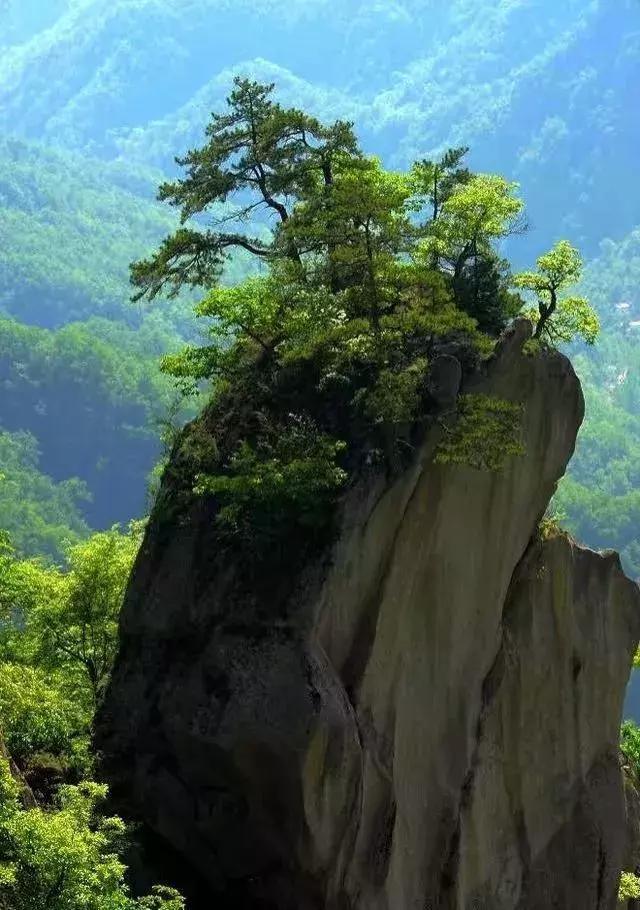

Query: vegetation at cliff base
left=0, top=524, right=184, bottom=909
left=0, top=761, right=183, bottom=910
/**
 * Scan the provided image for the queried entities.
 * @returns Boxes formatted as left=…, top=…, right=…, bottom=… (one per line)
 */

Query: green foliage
left=434, top=394, right=525, bottom=472
left=426, top=174, right=524, bottom=252
left=0, top=524, right=142, bottom=711
left=618, top=871, right=640, bottom=903
left=195, top=421, right=347, bottom=545
left=621, top=721, right=640, bottom=785
left=411, top=146, right=471, bottom=222
left=0, top=765, right=182, bottom=910
left=538, top=507, right=567, bottom=542
left=0, top=532, right=127, bottom=784
left=132, top=82, right=520, bottom=342
left=0, top=777, right=127, bottom=910
left=0, top=663, right=84, bottom=763
left=0, top=526, right=182, bottom=909
left=0, top=430, right=89, bottom=560
left=363, top=358, right=428, bottom=428
left=136, top=887, right=185, bottom=910
left=41, top=525, right=142, bottom=706
left=514, top=241, right=599, bottom=344
left=4, top=6, right=636, bottom=900
left=0, top=0, right=636, bottom=585
left=545, top=295, right=600, bottom=346
left=452, top=252, right=524, bottom=336
left=130, top=77, right=361, bottom=301
left=0, top=522, right=141, bottom=797
left=418, top=173, right=525, bottom=331
left=138, top=82, right=601, bottom=548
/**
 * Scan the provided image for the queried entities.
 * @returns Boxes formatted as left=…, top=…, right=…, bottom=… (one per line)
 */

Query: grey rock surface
left=98, top=324, right=640, bottom=909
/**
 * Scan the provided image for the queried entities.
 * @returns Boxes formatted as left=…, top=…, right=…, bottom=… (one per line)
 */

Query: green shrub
left=538, top=508, right=567, bottom=541
left=621, top=721, right=640, bottom=784
left=434, top=394, right=524, bottom=471
left=0, top=762, right=184, bottom=910
left=0, top=663, right=85, bottom=763
left=196, top=419, right=347, bottom=545
left=618, top=871, right=640, bottom=903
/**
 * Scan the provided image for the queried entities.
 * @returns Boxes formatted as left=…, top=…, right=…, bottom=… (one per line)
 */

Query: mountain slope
left=2, top=0, right=638, bottom=253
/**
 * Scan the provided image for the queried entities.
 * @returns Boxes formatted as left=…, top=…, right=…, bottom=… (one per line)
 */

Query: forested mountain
left=2, top=0, right=638, bottom=254
left=1, top=0, right=639, bottom=572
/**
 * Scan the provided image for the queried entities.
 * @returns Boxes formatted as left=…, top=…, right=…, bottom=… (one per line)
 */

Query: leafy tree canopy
left=133, top=79, right=591, bottom=553
left=0, top=521, right=184, bottom=909
left=514, top=240, right=599, bottom=344
left=0, top=763, right=184, bottom=910
left=0, top=523, right=143, bottom=713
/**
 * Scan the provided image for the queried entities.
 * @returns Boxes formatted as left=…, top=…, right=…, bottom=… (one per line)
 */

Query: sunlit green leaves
left=0, top=763, right=183, bottom=910
left=618, top=871, right=640, bottom=903
left=0, top=527, right=182, bottom=910
left=434, top=393, right=525, bottom=471
left=0, top=523, right=142, bottom=713
left=621, top=720, right=640, bottom=779
left=0, top=663, right=84, bottom=761
left=136, top=887, right=185, bottom=910
left=545, top=295, right=599, bottom=345
left=31, top=525, right=142, bottom=708
left=440, top=174, right=524, bottom=242
left=514, top=240, right=599, bottom=344
left=420, top=174, right=524, bottom=264
left=517, top=240, right=583, bottom=293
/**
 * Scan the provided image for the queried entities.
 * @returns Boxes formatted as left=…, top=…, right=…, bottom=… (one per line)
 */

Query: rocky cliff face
left=98, top=322, right=640, bottom=910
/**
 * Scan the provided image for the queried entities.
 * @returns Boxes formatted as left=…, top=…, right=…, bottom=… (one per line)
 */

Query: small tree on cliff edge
left=514, top=240, right=599, bottom=344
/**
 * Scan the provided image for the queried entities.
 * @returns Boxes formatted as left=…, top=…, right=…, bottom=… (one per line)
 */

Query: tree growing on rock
left=130, top=77, right=363, bottom=300
left=514, top=240, right=599, bottom=344
left=418, top=172, right=527, bottom=331
left=131, top=79, right=589, bottom=551
left=131, top=78, right=521, bottom=343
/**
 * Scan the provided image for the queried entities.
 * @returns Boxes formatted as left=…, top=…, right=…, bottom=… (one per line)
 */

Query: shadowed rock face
left=98, top=322, right=640, bottom=910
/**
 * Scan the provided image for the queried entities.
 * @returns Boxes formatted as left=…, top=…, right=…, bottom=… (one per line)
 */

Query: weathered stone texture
left=98, top=322, right=640, bottom=909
